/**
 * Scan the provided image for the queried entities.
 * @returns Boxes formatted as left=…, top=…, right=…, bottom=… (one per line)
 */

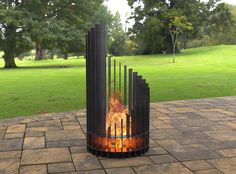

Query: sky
left=104, top=0, right=132, bottom=30
left=104, top=0, right=236, bottom=29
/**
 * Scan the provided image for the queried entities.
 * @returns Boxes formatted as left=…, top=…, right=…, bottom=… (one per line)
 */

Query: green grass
left=0, top=45, right=236, bottom=119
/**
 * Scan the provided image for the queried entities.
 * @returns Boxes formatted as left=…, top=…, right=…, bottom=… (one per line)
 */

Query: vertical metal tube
left=119, top=62, right=121, bottom=92
left=95, top=23, right=106, bottom=136
left=126, top=114, right=130, bottom=138
left=137, top=76, right=142, bottom=135
left=113, top=60, right=116, bottom=94
left=147, top=86, right=150, bottom=146
left=86, top=33, right=89, bottom=145
left=121, top=119, right=123, bottom=153
left=108, top=55, right=111, bottom=110
left=91, top=27, right=98, bottom=154
left=127, top=113, right=131, bottom=157
left=124, top=65, right=127, bottom=105
left=132, top=72, right=138, bottom=136
left=100, top=22, right=107, bottom=150
left=141, top=80, right=147, bottom=136
left=128, top=69, right=133, bottom=112
left=133, top=72, right=138, bottom=108
left=108, top=126, right=111, bottom=152
left=145, top=83, right=150, bottom=146
left=88, top=31, right=92, bottom=147
left=91, top=28, right=96, bottom=135
left=115, top=123, right=117, bottom=154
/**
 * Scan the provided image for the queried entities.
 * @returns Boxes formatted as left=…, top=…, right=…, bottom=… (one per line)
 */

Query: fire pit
left=86, top=23, right=150, bottom=158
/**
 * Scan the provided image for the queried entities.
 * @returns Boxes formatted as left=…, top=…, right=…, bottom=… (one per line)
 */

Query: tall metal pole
left=119, top=62, right=121, bottom=92
left=124, top=65, right=127, bottom=105
left=114, top=59, right=116, bottom=94
left=108, top=55, right=111, bottom=109
left=128, top=69, right=133, bottom=112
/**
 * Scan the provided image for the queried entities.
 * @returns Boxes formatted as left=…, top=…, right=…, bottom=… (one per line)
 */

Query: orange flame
left=105, top=91, right=135, bottom=152
left=106, top=92, right=128, bottom=136
left=91, top=91, right=144, bottom=153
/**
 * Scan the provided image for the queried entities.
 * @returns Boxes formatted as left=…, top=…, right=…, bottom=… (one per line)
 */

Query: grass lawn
left=0, top=45, right=236, bottom=119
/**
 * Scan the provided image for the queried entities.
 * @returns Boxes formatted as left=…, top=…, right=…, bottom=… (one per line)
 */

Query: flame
left=91, top=91, right=145, bottom=153
left=106, top=92, right=128, bottom=136
left=105, top=91, right=130, bottom=152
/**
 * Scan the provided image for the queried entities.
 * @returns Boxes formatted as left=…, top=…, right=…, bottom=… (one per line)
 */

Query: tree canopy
left=127, top=0, right=233, bottom=54
left=169, top=16, right=193, bottom=62
left=0, top=0, right=104, bottom=68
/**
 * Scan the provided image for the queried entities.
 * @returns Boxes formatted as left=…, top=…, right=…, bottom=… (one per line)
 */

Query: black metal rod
left=92, top=26, right=98, bottom=156
left=121, top=119, right=123, bottom=152
left=114, top=59, right=116, bottom=94
left=88, top=30, right=92, bottom=146
left=132, top=72, right=138, bottom=136
left=143, top=83, right=148, bottom=147
left=145, top=83, right=149, bottom=135
left=131, top=109, right=136, bottom=137
left=86, top=33, right=89, bottom=138
left=89, top=30, right=93, bottom=135
left=91, top=28, right=96, bottom=134
left=95, top=23, right=106, bottom=136
left=115, top=123, right=117, bottom=153
left=126, top=114, right=130, bottom=138
left=128, top=69, right=133, bottom=112
left=108, top=55, right=111, bottom=104
left=124, top=65, right=127, bottom=105
left=137, top=76, right=142, bottom=134
left=119, top=62, right=121, bottom=92
left=141, top=79, right=147, bottom=135
left=147, top=86, right=150, bottom=146
left=101, top=23, right=107, bottom=136
left=147, top=86, right=150, bottom=132
left=133, top=72, right=138, bottom=108
left=108, top=126, right=111, bottom=152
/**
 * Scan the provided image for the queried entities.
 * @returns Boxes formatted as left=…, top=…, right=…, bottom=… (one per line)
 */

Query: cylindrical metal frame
left=86, top=22, right=150, bottom=158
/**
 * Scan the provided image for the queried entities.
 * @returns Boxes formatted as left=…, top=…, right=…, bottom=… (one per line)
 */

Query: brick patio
left=0, top=96, right=236, bottom=174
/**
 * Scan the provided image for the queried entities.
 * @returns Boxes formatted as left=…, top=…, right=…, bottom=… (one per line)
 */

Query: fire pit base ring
left=87, top=146, right=149, bottom=158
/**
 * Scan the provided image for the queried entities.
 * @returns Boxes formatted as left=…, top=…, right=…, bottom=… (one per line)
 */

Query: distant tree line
left=1, top=0, right=236, bottom=68
left=126, top=0, right=236, bottom=54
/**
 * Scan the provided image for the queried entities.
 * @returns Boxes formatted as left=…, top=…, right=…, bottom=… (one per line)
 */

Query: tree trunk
left=173, top=45, right=176, bottom=63
left=35, top=44, right=44, bottom=60
left=50, top=50, right=54, bottom=59
left=3, top=52, right=17, bottom=69
left=170, top=32, right=176, bottom=63
left=63, top=53, right=68, bottom=60
left=3, top=25, right=17, bottom=68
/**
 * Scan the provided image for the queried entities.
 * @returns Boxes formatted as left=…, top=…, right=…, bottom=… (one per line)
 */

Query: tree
left=92, top=5, right=113, bottom=50
left=0, top=0, right=34, bottom=68
left=169, top=16, right=192, bottom=63
left=0, top=0, right=103, bottom=68
left=127, top=0, right=232, bottom=54
left=127, top=0, right=203, bottom=54
left=109, top=12, right=127, bottom=56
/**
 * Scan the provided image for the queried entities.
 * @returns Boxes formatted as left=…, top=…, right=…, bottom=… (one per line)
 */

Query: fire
left=105, top=91, right=132, bottom=152
left=90, top=91, right=144, bottom=153
left=106, top=92, right=128, bottom=136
